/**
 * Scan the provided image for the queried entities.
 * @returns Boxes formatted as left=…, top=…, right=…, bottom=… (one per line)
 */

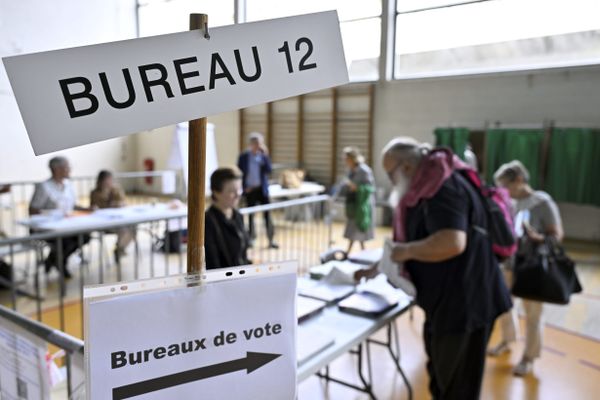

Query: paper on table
left=322, top=265, right=356, bottom=286
left=379, top=238, right=417, bottom=297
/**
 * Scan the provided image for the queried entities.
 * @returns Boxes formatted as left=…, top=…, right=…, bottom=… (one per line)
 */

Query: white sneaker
left=513, top=359, right=533, bottom=376
left=487, top=341, right=510, bottom=357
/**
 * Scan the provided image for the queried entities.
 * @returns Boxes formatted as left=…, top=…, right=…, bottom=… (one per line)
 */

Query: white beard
left=388, top=171, right=410, bottom=208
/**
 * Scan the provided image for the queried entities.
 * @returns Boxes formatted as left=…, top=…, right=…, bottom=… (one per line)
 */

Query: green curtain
left=545, top=128, right=600, bottom=206
left=485, top=129, right=544, bottom=189
left=434, top=128, right=470, bottom=160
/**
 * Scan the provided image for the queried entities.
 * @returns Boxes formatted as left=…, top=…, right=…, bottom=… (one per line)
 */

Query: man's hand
left=354, top=264, right=379, bottom=282
left=347, top=182, right=357, bottom=192
left=391, top=243, right=412, bottom=263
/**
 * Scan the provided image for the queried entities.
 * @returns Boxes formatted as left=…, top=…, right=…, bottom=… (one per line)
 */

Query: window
left=137, top=0, right=234, bottom=37
left=245, top=0, right=382, bottom=82
left=394, top=0, right=600, bottom=78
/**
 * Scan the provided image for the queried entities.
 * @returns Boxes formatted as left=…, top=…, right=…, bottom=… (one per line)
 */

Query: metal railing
left=0, top=304, right=84, bottom=399
left=0, top=170, right=182, bottom=237
left=0, top=195, right=332, bottom=344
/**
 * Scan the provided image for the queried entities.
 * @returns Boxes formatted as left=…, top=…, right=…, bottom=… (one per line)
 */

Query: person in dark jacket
left=205, top=167, right=250, bottom=269
left=237, top=132, right=278, bottom=249
left=358, top=137, right=511, bottom=400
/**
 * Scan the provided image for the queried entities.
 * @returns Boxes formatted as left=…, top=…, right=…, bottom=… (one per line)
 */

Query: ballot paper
left=309, top=260, right=365, bottom=281
left=379, top=238, right=417, bottom=297
left=0, top=318, right=50, bottom=400
left=296, top=296, right=327, bottom=323
left=297, top=277, right=354, bottom=304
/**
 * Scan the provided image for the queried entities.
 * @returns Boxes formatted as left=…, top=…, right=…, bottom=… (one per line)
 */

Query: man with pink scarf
left=380, top=137, right=511, bottom=399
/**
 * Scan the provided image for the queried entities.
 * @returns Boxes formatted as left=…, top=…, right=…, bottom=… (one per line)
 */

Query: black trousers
left=244, top=187, right=274, bottom=243
left=45, top=234, right=90, bottom=271
left=423, top=321, right=493, bottom=400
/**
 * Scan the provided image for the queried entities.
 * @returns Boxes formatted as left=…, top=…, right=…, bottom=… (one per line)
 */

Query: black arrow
left=112, top=351, right=281, bottom=400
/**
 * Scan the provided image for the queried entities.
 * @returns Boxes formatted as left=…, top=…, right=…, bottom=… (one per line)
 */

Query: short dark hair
left=210, top=167, right=242, bottom=197
left=96, top=170, right=113, bottom=189
left=48, top=156, right=68, bottom=172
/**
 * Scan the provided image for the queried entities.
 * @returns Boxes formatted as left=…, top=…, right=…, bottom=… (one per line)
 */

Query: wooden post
left=187, top=14, right=209, bottom=275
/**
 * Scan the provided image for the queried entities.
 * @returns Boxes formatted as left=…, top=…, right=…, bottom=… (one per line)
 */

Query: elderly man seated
left=29, top=156, right=90, bottom=278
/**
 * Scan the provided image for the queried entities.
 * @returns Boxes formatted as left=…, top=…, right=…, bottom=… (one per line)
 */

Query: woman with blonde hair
left=340, top=147, right=375, bottom=253
left=489, top=160, right=564, bottom=376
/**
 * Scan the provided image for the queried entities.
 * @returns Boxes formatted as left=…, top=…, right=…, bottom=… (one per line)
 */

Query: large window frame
left=136, top=0, right=600, bottom=82
left=392, top=0, right=600, bottom=80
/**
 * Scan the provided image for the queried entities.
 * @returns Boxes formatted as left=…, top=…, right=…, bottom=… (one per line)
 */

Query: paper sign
left=168, top=122, right=218, bottom=193
left=3, top=11, right=348, bottom=155
left=0, top=318, right=50, bottom=400
left=84, top=263, right=297, bottom=399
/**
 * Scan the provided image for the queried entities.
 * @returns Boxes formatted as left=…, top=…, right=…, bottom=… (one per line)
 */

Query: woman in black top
left=205, top=167, right=250, bottom=269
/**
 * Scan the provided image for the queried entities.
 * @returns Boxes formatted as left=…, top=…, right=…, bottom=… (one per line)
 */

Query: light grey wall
left=372, top=66, right=600, bottom=185
left=371, top=67, right=600, bottom=241
left=0, top=0, right=138, bottom=183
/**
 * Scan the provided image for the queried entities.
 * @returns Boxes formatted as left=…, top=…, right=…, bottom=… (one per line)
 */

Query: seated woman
left=205, top=167, right=250, bottom=269
left=90, top=170, right=134, bottom=263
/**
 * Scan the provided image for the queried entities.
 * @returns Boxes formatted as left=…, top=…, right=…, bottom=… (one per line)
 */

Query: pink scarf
left=393, top=148, right=472, bottom=242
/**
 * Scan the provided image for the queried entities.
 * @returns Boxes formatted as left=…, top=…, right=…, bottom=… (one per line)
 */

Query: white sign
left=84, top=263, right=297, bottom=400
left=0, top=318, right=50, bottom=400
left=168, top=122, right=219, bottom=193
left=3, top=11, right=348, bottom=155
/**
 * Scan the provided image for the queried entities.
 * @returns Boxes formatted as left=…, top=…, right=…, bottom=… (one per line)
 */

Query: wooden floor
left=37, top=296, right=600, bottom=399
left=4, top=223, right=600, bottom=399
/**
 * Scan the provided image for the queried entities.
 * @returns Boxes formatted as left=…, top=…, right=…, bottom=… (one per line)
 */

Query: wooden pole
left=187, top=14, right=209, bottom=275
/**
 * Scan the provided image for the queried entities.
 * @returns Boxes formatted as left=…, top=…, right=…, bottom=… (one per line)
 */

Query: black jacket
left=205, top=206, right=250, bottom=269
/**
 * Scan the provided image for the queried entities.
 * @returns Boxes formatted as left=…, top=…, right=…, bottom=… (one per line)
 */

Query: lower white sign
left=85, top=263, right=297, bottom=399
left=0, top=317, right=50, bottom=400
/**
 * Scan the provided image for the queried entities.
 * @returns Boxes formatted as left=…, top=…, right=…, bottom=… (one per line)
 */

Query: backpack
left=458, top=169, right=517, bottom=260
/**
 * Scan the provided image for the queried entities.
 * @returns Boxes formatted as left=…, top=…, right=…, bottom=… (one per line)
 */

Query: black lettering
left=181, top=341, right=194, bottom=354
left=111, top=351, right=127, bottom=369
left=59, top=77, right=99, bottom=118
left=99, top=69, right=136, bottom=109
left=234, top=47, right=262, bottom=82
left=154, top=347, right=166, bottom=359
left=138, top=63, right=174, bottom=102
left=128, top=351, right=143, bottom=365
left=254, top=327, right=264, bottom=338
left=273, top=324, right=282, bottom=335
left=243, top=329, right=253, bottom=341
left=194, top=339, right=206, bottom=351
left=167, top=344, right=180, bottom=356
left=214, top=331, right=225, bottom=347
left=226, top=332, right=237, bottom=344
left=173, top=57, right=205, bottom=95
left=209, top=53, right=236, bottom=90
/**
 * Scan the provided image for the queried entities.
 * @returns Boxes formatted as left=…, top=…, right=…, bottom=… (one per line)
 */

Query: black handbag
left=511, top=237, right=582, bottom=304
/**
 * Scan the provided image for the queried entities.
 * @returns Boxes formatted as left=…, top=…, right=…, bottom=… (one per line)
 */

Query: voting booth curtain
left=434, top=128, right=470, bottom=161
left=484, top=129, right=545, bottom=190
left=545, top=128, right=600, bottom=207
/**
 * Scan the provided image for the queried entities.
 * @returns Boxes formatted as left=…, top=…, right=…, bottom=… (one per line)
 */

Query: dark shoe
left=44, top=258, right=54, bottom=274
left=268, top=242, right=280, bottom=249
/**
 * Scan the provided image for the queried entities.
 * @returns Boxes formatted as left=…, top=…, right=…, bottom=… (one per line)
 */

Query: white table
left=297, top=280, right=414, bottom=399
left=19, top=204, right=187, bottom=234
left=269, top=182, right=326, bottom=200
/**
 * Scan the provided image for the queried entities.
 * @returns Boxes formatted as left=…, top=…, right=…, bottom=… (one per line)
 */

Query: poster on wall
left=0, top=317, right=50, bottom=400
left=168, top=122, right=219, bottom=194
